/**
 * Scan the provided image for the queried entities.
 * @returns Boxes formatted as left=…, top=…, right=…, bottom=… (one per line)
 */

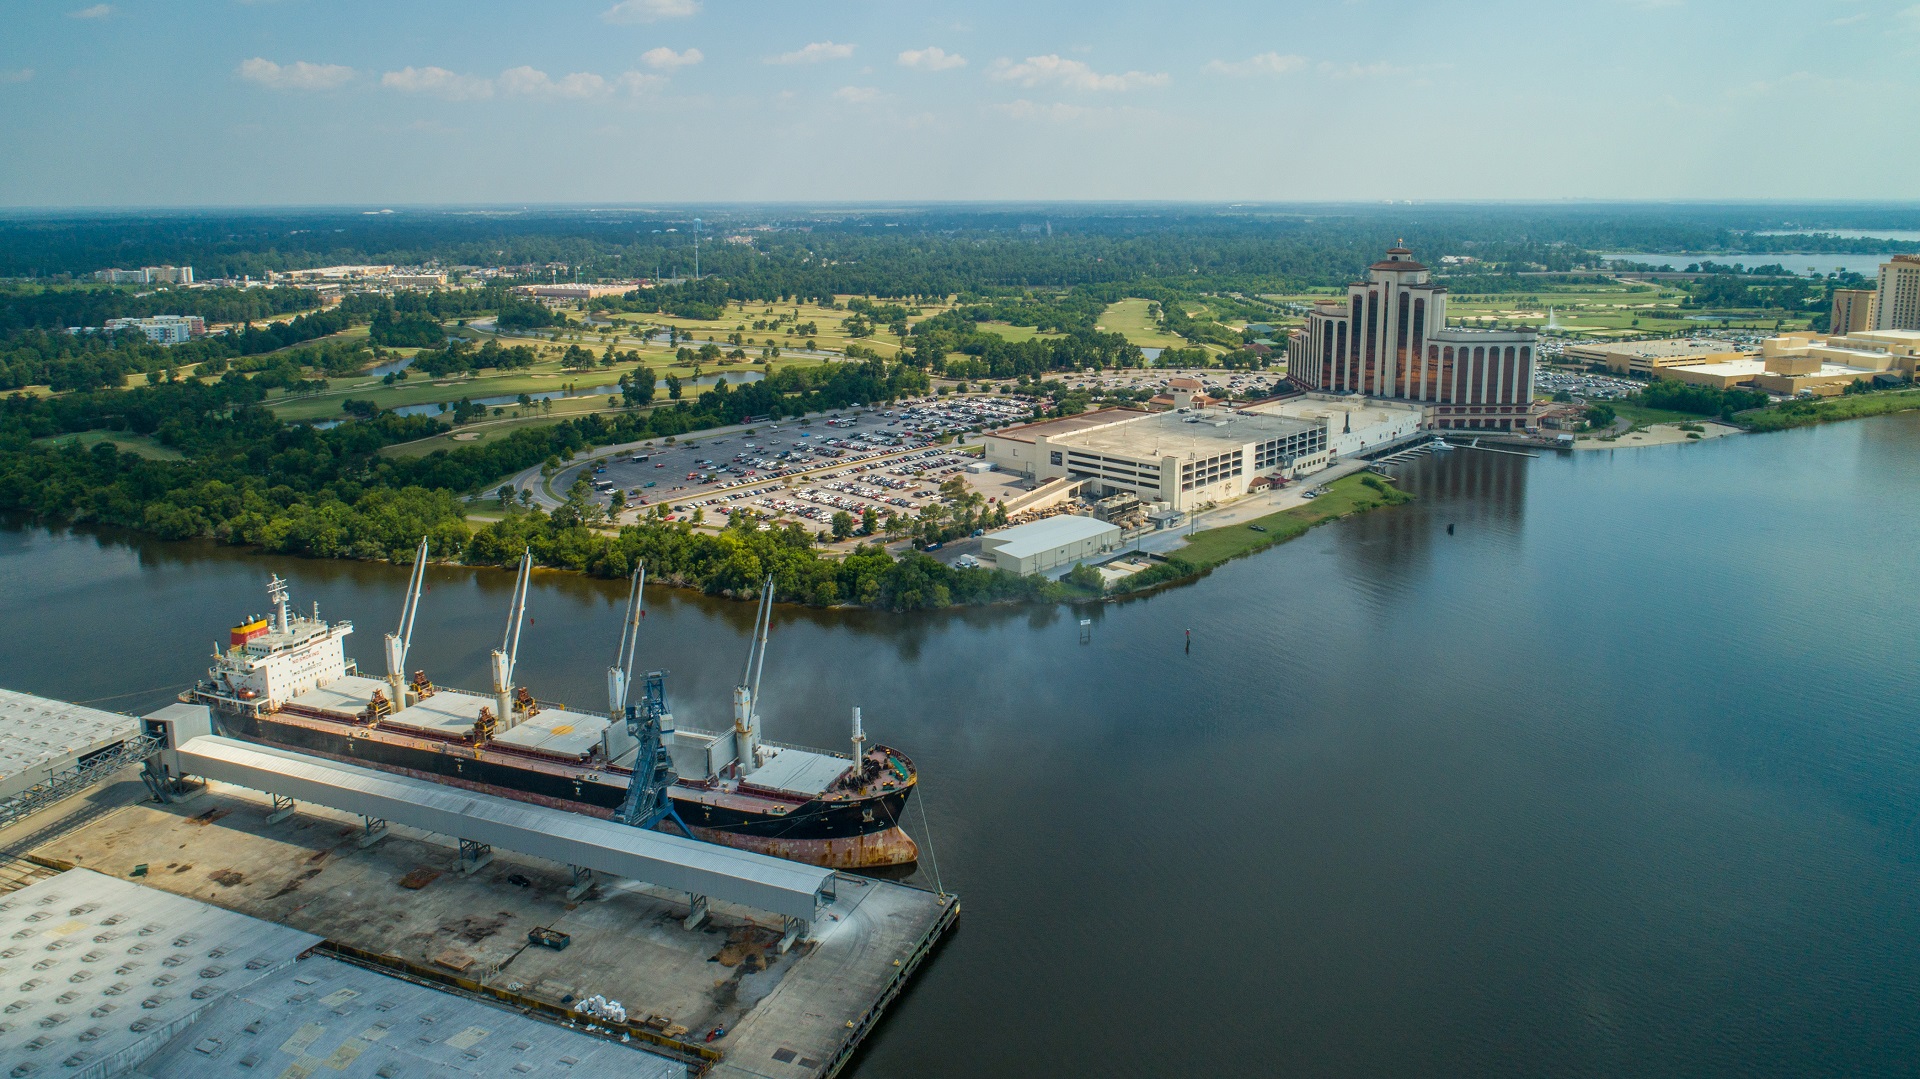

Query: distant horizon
left=5, top=1, right=1918, bottom=206
left=7, top=199, right=1920, bottom=216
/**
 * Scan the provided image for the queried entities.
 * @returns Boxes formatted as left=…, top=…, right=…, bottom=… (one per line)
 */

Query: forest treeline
left=0, top=353, right=1082, bottom=609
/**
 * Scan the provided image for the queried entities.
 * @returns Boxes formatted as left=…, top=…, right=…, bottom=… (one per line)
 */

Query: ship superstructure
left=187, top=547, right=919, bottom=869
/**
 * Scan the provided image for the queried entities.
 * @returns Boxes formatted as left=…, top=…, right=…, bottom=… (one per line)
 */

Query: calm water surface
left=6, top=415, right=1920, bottom=1078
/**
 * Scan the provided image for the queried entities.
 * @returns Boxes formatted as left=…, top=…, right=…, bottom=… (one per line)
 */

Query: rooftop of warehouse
left=1050, top=408, right=1318, bottom=461
left=138, top=954, right=687, bottom=1079
left=0, top=687, right=141, bottom=791
left=985, top=408, right=1150, bottom=443
left=982, top=515, right=1122, bottom=559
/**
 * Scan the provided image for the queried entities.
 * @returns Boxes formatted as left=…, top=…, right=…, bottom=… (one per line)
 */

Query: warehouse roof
left=986, top=408, right=1147, bottom=443
left=176, top=736, right=834, bottom=923
left=0, top=687, right=142, bottom=800
left=1054, top=409, right=1317, bottom=461
left=139, top=955, right=686, bottom=1079
left=0, top=868, right=323, bottom=1074
left=982, top=515, right=1121, bottom=560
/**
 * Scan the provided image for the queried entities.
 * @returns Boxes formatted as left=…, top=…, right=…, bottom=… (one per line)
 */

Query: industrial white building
left=983, top=407, right=1330, bottom=512
left=1242, top=394, right=1426, bottom=458
left=68, top=315, right=207, bottom=345
left=980, top=515, right=1123, bottom=575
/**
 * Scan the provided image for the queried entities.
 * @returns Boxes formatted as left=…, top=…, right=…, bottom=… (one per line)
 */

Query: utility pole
left=692, top=218, right=702, bottom=281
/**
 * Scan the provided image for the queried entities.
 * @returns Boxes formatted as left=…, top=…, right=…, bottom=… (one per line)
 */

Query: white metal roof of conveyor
left=174, top=735, right=833, bottom=924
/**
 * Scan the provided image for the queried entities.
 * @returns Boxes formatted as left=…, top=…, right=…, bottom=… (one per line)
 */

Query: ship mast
left=268, top=574, right=291, bottom=634
left=384, top=538, right=428, bottom=706
left=491, top=549, right=532, bottom=729
left=732, top=574, right=775, bottom=776
left=607, top=564, right=646, bottom=716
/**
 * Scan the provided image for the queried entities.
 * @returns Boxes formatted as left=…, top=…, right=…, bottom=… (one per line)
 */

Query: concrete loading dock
left=27, top=764, right=956, bottom=1078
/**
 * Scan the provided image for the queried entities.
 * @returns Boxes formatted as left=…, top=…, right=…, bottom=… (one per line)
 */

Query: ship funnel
left=492, top=549, right=533, bottom=729
left=385, top=538, right=429, bottom=705
left=851, top=706, right=865, bottom=764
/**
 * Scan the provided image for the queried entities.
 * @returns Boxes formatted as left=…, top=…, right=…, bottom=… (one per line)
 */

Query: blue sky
left=3, top=0, right=1918, bottom=206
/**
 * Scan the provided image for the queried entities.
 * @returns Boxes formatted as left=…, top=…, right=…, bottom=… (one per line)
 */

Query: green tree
left=831, top=510, right=855, bottom=540
left=860, top=506, right=879, bottom=535
left=666, top=373, right=682, bottom=400
left=623, top=366, right=656, bottom=407
left=1065, top=562, right=1104, bottom=593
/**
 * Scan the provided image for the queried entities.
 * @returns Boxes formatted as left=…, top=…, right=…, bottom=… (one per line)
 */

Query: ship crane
left=609, top=564, right=684, bottom=831
left=383, top=538, right=428, bottom=707
left=733, top=574, right=775, bottom=777
left=491, top=549, right=533, bottom=730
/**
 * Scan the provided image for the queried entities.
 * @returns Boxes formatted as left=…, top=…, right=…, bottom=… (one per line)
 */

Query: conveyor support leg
left=357, top=816, right=389, bottom=848
left=684, top=893, right=709, bottom=930
left=566, top=865, right=594, bottom=901
left=459, top=838, right=493, bottom=875
left=778, top=916, right=807, bottom=953
left=266, top=793, right=296, bottom=824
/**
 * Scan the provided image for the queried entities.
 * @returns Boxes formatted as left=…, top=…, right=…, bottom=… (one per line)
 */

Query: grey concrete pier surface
left=30, top=776, right=957, bottom=1079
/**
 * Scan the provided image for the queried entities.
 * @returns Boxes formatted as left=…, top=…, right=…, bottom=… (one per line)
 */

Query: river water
left=6, top=415, right=1920, bottom=1077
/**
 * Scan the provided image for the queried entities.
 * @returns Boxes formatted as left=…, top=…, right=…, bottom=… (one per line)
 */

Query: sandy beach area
left=1573, top=421, right=1742, bottom=450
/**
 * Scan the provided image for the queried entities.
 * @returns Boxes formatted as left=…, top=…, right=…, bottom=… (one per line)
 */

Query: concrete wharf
left=0, top=724, right=955, bottom=1079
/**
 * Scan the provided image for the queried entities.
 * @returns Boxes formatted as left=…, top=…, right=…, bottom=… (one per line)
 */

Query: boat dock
left=0, top=695, right=957, bottom=1079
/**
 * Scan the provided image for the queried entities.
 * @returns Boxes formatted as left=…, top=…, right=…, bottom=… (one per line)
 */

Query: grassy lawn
left=1168, top=473, right=1410, bottom=571
left=973, top=321, right=1064, bottom=343
left=1745, top=389, right=1920, bottom=432
left=32, top=429, right=183, bottom=460
left=1611, top=403, right=1704, bottom=428
left=1096, top=299, right=1190, bottom=349
left=1262, top=283, right=1808, bottom=338
left=377, top=399, right=637, bottom=457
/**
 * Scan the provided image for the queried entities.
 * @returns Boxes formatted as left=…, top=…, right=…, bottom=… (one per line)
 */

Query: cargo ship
left=184, top=546, right=919, bottom=869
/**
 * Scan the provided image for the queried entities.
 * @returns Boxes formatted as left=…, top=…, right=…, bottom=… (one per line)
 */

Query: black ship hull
left=209, top=708, right=919, bottom=868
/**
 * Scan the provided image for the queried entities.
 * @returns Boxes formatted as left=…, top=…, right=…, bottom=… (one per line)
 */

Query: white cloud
left=898, top=46, right=966, bottom=71
left=995, top=99, right=1090, bottom=122
left=602, top=0, right=699, bottom=23
left=382, top=64, right=663, bottom=101
left=988, top=54, right=1168, bottom=91
left=237, top=58, right=356, bottom=91
left=833, top=85, right=881, bottom=104
left=1318, top=60, right=1409, bottom=78
left=1830, top=11, right=1869, bottom=25
left=641, top=46, right=703, bottom=70
left=1900, top=3, right=1920, bottom=27
left=69, top=4, right=111, bottom=18
left=381, top=66, right=496, bottom=101
left=768, top=41, right=855, bottom=65
left=0, top=68, right=32, bottom=85
left=1204, top=52, right=1306, bottom=77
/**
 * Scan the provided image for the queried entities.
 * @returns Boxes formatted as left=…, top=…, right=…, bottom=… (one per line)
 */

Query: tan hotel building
left=1286, top=246, right=1539, bottom=430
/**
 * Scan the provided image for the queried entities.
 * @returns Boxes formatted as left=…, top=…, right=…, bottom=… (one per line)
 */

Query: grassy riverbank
left=1744, top=390, right=1920, bottom=433
left=1114, top=473, right=1411, bottom=593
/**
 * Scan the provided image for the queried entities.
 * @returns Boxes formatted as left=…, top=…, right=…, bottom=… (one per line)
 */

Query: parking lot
left=549, top=394, right=1039, bottom=532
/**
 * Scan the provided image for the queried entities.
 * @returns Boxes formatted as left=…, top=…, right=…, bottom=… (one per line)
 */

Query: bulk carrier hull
left=205, top=704, right=920, bottom=870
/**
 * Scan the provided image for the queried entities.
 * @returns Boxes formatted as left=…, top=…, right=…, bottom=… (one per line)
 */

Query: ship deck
left=19, top=777, right=957, bottom=1079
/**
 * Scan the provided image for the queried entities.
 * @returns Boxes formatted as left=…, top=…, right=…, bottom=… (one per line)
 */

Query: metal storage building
left=979, top=515, right=1123, bottom=576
